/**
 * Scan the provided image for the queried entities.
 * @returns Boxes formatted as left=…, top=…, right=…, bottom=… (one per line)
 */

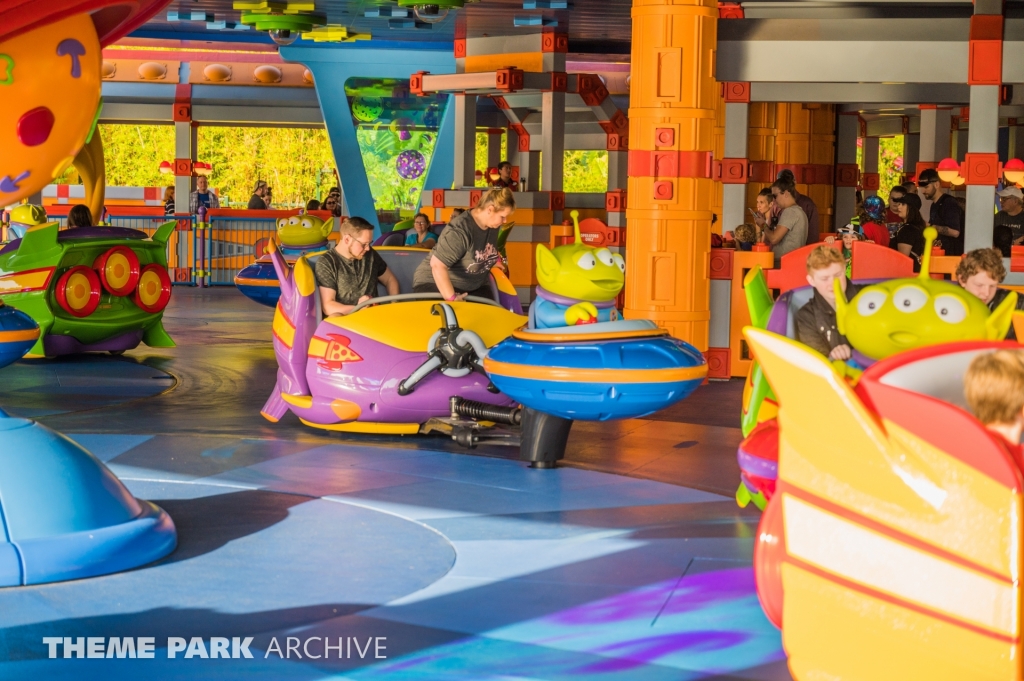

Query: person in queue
left=964, top=350, right=1024, bottom=454
left=66, top=203, right=92, bottom=228
left=492, top=162, right=516, bottom=190
left=890, top=192, right=927, bottom=271
left=405, top=213, right=438, bottom=247
left=163, top=186, right=175, bottom=216
left=314, top=216, right=399, bottom=317
left=762, top=179, right=808, bottom=266
left=956, top=248, right=1024, bottom=339
left=994, top=186, right=1024, bottom=256
left=750, top=187, right=774, bottom=236
left=855, top=195, right=890, bottom=247
left=776, top=168, right=820, bottom=243
left=189, top=175, right=220, bottom=213
left=885, top=185, right=906, bottom=241
left=411, top=187, right=514, bottom=302
left=322, top=194, right=341, bottom=217
left=918, top=168, right=964, bottom=256
left=795, top=245, right=863, bottom=361
left=248, top=180, right=269, bottom=210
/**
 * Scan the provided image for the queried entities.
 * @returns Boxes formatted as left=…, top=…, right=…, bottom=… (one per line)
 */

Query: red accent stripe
left=856, top=341, right=1024, bottom=492
left=627, top=150, right=712, bottom=179
left=780, top=483, right=1014, bottom=584
left=785, top=556, right=1019, bottom=644
left=271, top=328, right=292, bottom=350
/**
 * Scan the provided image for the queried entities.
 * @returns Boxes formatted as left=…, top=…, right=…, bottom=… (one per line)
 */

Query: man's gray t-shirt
left=995, top=210, right=1024, bottom=244
left=314, top=248, right=388, bottom=305
left=772, top=205, right=809, bottom=266
left=412, top=210, right=499, bottom=292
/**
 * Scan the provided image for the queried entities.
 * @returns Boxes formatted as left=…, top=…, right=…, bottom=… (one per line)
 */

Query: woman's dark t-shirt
left=412, top=210, right=499, bottom=292
left=894, top=223, right=925, bottom=272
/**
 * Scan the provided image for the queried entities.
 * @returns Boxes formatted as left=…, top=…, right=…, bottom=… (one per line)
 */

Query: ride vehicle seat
left=369, top=247, right=504, bottom=303
left=374, top=223, right=446, bottom=247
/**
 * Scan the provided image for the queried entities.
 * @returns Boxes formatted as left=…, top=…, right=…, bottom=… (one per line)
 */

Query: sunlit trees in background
left=56, top=124, right=613, bottom=207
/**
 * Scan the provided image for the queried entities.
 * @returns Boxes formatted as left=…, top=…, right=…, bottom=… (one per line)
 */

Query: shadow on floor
left=152, top=489, right=313, bottom=564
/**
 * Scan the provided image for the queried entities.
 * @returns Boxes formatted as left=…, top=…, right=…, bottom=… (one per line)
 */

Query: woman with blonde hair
left=411, top=187, right=515, bottom=301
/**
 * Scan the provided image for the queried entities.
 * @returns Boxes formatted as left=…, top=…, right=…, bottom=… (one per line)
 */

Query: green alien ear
left=986, top=290, right=1018, bottom=340
left=536, top=243, right=559, bottom=285
left=833, top=277, right=850, bottom=335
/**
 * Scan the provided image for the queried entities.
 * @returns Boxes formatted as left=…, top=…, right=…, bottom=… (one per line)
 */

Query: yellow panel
left=324, top=300, right=526, bottom=352
left=783, top=494, right=1016, bottom=635
left=272, top=306, right=295, bottom=348
left=782, top=563, right=1019, bottom=681
left=300, top=419, right=419, bottom=435
left=745, top=329, right=1022, bottom=579
left=463, top=53, right=545, bottom=73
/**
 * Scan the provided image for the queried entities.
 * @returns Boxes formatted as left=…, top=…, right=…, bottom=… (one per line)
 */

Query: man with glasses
left=314, top=217, right=399, bottom=316
left=918, top=168, right=965, bottom=256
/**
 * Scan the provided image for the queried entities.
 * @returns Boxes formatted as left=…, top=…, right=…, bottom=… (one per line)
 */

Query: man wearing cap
left=247, top=180, right=269, bottom=210
left=918, top=168, right=964, bottom=256
left=993, top=186, right=1024, bottom=256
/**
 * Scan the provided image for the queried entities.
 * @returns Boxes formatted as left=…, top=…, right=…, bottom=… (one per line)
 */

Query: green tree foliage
left=471, top=131, right=607, bottom=192
left=878, top=136, right=905, bottom=198
left=56, top=124, right=339, bottom=208
left=198, top=126, right=337, bottom=207
left=55, top=124, right=175, bottom=187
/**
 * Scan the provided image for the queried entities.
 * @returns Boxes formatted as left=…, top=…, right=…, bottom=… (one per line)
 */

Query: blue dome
left=485, top=320, right=707, bottom=421
left=0, top=302, right=38, bottom=368
left=0, top=410, right=176, bottom=586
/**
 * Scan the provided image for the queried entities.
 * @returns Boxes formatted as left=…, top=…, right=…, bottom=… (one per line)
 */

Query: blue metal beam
left=279, top=45, right=455, bottom=235
left=421, top=94, right=455, bottom=202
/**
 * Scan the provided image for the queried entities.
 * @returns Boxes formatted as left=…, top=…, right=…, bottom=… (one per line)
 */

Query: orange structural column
left=625, top=0, right=717, bottom=349
left=774, top=103, right=836, bottom=239
left=746, top=102, right=777, bottom=208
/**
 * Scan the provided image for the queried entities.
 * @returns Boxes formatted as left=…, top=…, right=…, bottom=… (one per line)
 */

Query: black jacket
left=795, top=281, right=863, bottom=357
left=989, top=288, right=1024, bottom=340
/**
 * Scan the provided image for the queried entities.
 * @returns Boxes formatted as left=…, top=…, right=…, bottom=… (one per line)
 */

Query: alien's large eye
left=856, top=290, right=887, bottom=316
left=933, top=294, right=967, bottom=324
left=577, top=252, right=597, bottom=270
left=288, top=216, right=300, bottom=225
left=612, top=253, right=625, bottom=273
left=300, top=218, right=313, bottom=229
left=278, top=219, right=288, bottom=228
left=892, top=286, right=928, bottom=313
left=595, top=248, right=614, bottom=266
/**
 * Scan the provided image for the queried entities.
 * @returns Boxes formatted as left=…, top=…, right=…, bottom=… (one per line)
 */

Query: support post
left=1009, top=120, right=1024, bottom=160
left=487, top=129, right=503, bottom=169
left=625, top=0, right=717, bottom=349
left=862, top=136, right=880, bottom=198
left=963, top=1, right=1003, bottom=252
left=835, top=114, right=860, bottom=226
left=454, top=94, right=478, bottom=189
left=965, top=86, right=1000, bottom=251
left=721, top=101, right=749, bottom=235
left=903, top=131, right=920, bottom=182
left=541, top=92, right=565, bottom=191
left=918, top=106, right=953, bottom=167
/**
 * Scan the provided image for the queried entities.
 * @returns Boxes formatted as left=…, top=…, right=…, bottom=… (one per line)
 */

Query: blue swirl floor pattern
left=0, top=435, right=787, bottom=681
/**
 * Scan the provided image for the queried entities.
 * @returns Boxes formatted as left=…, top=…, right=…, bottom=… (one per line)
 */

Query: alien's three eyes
left=855, top=287, right=967, bottom=324
left=577, top=249, right=625, bottom=273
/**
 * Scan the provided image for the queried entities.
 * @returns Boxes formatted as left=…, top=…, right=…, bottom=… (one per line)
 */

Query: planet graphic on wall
left=352, top=97, right=384, bottom=122
left=396, top=149, right=426, bottom=180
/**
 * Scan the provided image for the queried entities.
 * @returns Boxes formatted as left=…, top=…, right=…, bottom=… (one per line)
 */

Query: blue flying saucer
left=0, top=301, right=38, bottom=367
left=484, top=319, right=707, bottom=421
left=0, top=410, right=176, bottom=586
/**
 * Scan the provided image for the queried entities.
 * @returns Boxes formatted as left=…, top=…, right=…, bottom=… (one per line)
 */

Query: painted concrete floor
left=0, top=287, right=789, bottom=680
